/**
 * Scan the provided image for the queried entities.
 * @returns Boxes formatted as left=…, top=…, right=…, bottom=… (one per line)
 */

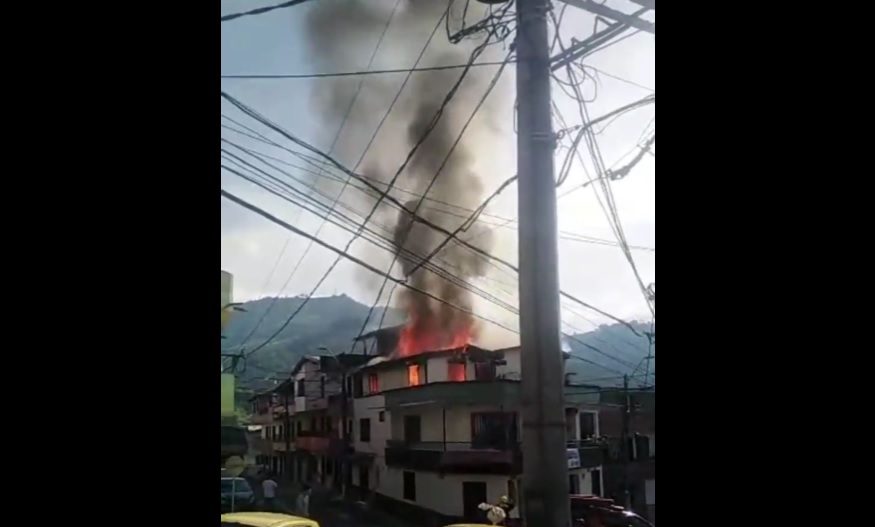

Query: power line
left=220, top=158, right=518, bottom=317
left=220, top=93, right=643, bottom=338
left=226, top=0, right=405, bottom=353
left=221, top=139, right=520, bottom=309
left=221, top=0, right=311, bottom=22
left=223, top=9, right=454, bottom=358
left=221, top=189, right=521, bottom=339
left=406, top=173, right=518, bottom=278
left=222, top=60, right=518, bottom=79
left=222, top=122, right=654, bottom=251
left=352, top=7, right=517, bottom=351
left=550, top=15, right=655, bottom=318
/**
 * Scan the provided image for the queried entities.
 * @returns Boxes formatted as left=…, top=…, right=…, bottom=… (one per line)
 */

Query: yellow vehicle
left=221, top=512, right=320, bottom=527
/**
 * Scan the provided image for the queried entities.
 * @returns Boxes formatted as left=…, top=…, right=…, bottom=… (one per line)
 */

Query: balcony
left=384, top=380, right=521, bottom=408
left=295, top=431, right=330, bottom=453
left=566, top=439, right=606, bottom=468
left=385, top=440, right=521, bottom=474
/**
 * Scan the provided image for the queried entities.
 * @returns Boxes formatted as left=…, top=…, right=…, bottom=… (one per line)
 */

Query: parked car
left=570, top=495, right=653, bottom=527
left=222, top=477, right=256, bottom=513
left=221, top=512, right=319, bottom=527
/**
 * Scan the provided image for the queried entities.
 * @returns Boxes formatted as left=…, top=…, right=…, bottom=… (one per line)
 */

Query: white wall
left=382, top=468, right=516, bottom=518
left=497, top=347, right=521, bottom=379
left=378, top=367, right=408, bottom=391
left=352, top=393, right=390, bottom=494
left=370, top=348, right=523, bottom=391
left=428, top=355, right=450, bottom=382
left=353, top=394, right=389, bottom=454
left=579, top=467, right=597, bottom=495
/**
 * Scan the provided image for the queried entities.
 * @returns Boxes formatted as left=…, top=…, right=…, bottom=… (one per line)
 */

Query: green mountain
left=222, top=294, right=404, bottom=391
left=223, top=294, right=653, bottom=392
left=562, top=320, right=654, bottom=387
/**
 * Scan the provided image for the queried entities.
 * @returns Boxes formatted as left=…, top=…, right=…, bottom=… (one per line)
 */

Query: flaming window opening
left=448, top=360, right=467, bottom=382
left=407, top=363, right=424, bottom=386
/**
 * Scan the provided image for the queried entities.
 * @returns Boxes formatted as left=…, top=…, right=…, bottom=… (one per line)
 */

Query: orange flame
left=397, top=317, right=472, bottom=358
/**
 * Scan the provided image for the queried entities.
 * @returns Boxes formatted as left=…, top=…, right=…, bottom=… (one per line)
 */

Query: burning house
left=346, top=341, right=522, bottom=523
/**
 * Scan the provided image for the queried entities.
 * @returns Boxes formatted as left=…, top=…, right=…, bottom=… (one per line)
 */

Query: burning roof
left=359, top=344, right=501, bottom=372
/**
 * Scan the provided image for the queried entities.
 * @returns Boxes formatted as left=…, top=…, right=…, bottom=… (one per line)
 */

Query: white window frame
left=579, top=409, right=600, bottom=439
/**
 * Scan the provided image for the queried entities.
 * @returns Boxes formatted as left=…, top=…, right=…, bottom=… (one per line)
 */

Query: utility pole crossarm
left=556, top=0, right=655, bottom=34
left=549, top=5, right=651, bottom=71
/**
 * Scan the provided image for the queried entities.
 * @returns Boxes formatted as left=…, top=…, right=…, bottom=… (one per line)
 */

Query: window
left=320, top=376, right=326, bottom=398
left=569, top=474, right=580, bottom=494
left=634, top=434, right=650, bottom=460
left=296, top=421, right=302, bottom=435
left=580, top=412, right=597, bottom=439
left=360, top=418, right=371, bottom=442
left=379, top=411, right=385, bottom=422
left=296, top=379, right=305, bottom=397
left=471, top=412, right=518, bottom=449
left=368, top=373, right=379, bottom=393
left=354, top=374, right=364, bottom=397
left=346, top=375, right=353, bottom=397
left=403, top=471, right=416, bottom=501
left=310, top=417, right=317, bottom=432
left=407, top=363, right=423, bottom=386
left=474, top=361, right=496, bottom=381
left=448, top=360, right=466, bottom=381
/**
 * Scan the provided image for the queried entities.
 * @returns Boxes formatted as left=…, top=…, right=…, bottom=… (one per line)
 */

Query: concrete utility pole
left=284, top=388, right=292, bottom=481
left=621, top=374, right=631, bottom=508
left=515, top=0, right=571, bottom=525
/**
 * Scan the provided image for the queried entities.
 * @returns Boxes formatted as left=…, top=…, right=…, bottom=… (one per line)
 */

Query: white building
left=346, top=344, right=605, bottom=525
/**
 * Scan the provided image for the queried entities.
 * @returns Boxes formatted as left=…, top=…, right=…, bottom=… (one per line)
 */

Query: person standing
left=261, top=474, right=278, bottom=512
left=295, top=483, right=311, bottom=517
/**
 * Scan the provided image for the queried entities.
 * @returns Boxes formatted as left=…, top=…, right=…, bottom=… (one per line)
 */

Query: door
left=591, top=469, right=602, bottom=496
left=462, top=481, right=488, bottom=521
left=404, top=415, right=421, bottom=443
left=359, top=464, right=370, bottom=491
left=569, top=474, right=580, bottom=494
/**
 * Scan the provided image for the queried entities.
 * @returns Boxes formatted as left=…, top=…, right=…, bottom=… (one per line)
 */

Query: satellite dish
left=224, top=455, right=245, bottom=477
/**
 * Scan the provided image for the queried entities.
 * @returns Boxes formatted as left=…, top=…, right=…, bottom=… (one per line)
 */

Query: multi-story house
left=257, top=354, right=373, bottom=489
left=254, top=330, right=653, bottom=524
left=249, top=390, right=277, bottom=471
left=345, top=335, right=608, bottom=525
